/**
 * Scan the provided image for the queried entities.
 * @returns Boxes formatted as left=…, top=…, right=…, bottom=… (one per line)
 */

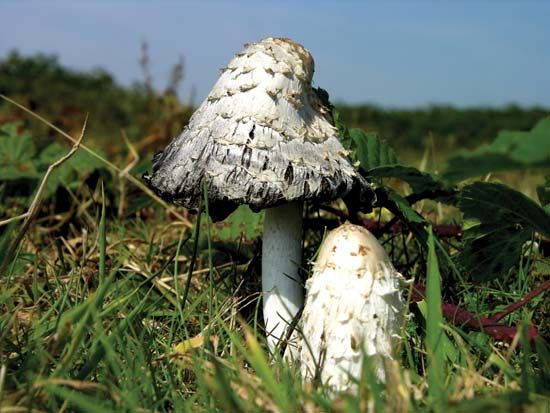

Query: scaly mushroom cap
left=144, top=37, right=368, bottom=220
left=290, top=223, right=408, bottom=391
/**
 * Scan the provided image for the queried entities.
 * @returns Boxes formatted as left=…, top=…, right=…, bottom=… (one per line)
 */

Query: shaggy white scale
left=287, top=223, right=408, bottom=392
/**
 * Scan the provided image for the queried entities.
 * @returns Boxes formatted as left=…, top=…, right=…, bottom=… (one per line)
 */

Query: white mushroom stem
left=262, top=201, right=304, bottom=351
left=288, top=223, right=408, bottom=392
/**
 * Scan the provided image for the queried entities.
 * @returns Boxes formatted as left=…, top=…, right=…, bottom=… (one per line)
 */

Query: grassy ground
left=1, top=111, right=549, bottom=412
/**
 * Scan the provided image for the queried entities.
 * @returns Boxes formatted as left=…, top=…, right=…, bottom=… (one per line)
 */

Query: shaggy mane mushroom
left=144, top=38, right=369, bottom=351
left=287, top=223, right=408, bottom=392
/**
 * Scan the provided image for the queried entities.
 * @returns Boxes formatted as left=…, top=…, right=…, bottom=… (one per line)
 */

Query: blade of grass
left=203, top=180, right=215, bottom=319
left=519, top=321, right=535, bottom=393
left=358, top=353, right=384, bottom=412
left=204, top=350, right=245, bottom=412
left=232, top=322, right=290, bottom=412
left=181, top=195, right=202, bottom=313
left=99, top=181, right=106, bottom=283
left=76, top=290, right=149, bottom=380
left=45, top=385, right=116, bottom=413
left=426, top=227, right=446, bottom=405
left=51, top=266, right=120, bottom=377
left=174, top=228, right=191, bottom=324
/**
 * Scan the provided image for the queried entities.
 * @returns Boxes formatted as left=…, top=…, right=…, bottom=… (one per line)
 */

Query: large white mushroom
left=287, top=223, right=408, bottom=392
left=144, top=38, right=369, bottom=351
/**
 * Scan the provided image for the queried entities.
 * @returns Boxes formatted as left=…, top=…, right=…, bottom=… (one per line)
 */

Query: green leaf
left=377, top=188, right=428, bottom=241
left=384, top=189, right=426, bottom=226
left=425, top=228, right=446, bottom=403
left=368, top=165, right=447, bottom=195
left=417, top=300, right=459, bottom=364
left=537, top=175, right=550, bottom=207
left=349, top=128, right=399, bottom=171
left=456, top=182, right=550, bottom=281
left=442, top=117, right=550, bottom=183
left=37, top=142, right=105, bottom=197
left=459, top=182, right=550, bottom=237
left=0, top=123, right=39, bottom=180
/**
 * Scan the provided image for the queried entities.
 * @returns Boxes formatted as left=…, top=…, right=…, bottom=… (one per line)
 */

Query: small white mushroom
left=287, top=223, right=408, bottom=392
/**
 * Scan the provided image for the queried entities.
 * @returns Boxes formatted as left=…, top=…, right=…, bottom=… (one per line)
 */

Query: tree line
left=1, top=51, right=548, bottom=156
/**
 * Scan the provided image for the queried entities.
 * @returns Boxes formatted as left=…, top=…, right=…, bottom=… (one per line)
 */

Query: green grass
left=0, top=110, right=549, bottom=412
left=1, top=189, right=548, bottom=412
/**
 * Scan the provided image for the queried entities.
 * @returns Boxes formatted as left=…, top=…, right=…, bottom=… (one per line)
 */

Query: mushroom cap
left=144, top=37, right=368, bottom=220
left=294, top=223, right=408, bottom=390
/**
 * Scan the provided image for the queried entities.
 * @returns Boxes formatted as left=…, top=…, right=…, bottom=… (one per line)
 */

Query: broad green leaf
left=459, top=223, right=531, bottom=282
left=442, top=117, right=550, bottom=183
left=368, top=165, right=447, bottom=195
left=0, top=123, right=105, bottom=202
left=533, top=258, right=550, bottom=276
left=456, top=182, right=550, bottom=281
left=459, top=182, right=550, bottom=237
left=0, top=123, right=39, bottom=180
left=384, top=189, right=426, bottom=226
left=349, top=128, right=399, bottom=171
left=378, top=188, right=428, bottom=239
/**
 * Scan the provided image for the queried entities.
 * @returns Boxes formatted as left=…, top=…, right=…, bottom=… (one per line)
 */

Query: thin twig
left=0, top=213, right=30, bottom=227
left=0, top=118, right=87, bottom=275
left=0, top=94, right=192, bottom=228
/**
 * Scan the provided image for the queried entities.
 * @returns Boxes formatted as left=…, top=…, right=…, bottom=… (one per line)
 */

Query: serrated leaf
left=459, top=223, right=531, bottom=282
left=385, top=189, right=426, bottom=225
left=456, top=182, right=550, bottom=281
left=0, top=123, right=39, bottom=181
left=376, top=187, right=428, bottom=244
left=459, top=182, right=550, bottom=236
left=368, top=165, right=447, bottom=195
left=442, top=117, right=550, bottom=183
left=349, top=128, right=399, bottom=171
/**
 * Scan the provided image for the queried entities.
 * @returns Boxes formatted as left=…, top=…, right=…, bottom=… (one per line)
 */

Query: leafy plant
left=457, top=182, right=550, bottom=281
left=339, top=111, right=550, bottom=283
left=0, top=122, right=105, bottom=206
left=442, top=117, right=550, bottom=183
left=0, top=123, right=39, bottom=181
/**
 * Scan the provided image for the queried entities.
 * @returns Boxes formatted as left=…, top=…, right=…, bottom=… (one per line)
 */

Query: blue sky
left=1, top=0, right=549, bottom=107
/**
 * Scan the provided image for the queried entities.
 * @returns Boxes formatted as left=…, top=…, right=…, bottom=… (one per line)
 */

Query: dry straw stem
left=0, top=214, right=29, bottom=227
left=0, top=94, right=192, bottom=228
left=118, top=129, right=139, bottom=217
left=0, top=118, right=87, bottom=275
